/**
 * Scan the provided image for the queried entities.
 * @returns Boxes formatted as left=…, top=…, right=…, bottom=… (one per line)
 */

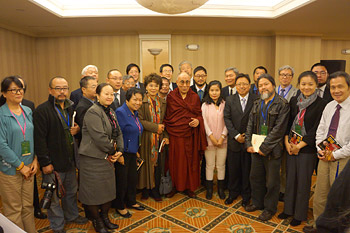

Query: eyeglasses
left=236, top=83, right=249, bottom=87
left=7, top=88, right=24, bottom=94
left=178, top=80, right=191, bottom=85
left=52, top=87, right=69, bottom=92
left=279, top=74, right=293, bottom=78
left=194, top=75, right=207, bottom=79
left=314, top=71, right=327, bottom=76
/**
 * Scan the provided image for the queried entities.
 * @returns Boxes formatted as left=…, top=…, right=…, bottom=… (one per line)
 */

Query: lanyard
left=55, top=106, right=70, bottom=128
left=10, top=108, right=27, bottom=140
left=261, top=95, right=275, bottom=124
left=297, top=108, right=306, bottom=126
left=131, top=113, right=141, bottom=134
left=278, top=85, right=292, bottom=98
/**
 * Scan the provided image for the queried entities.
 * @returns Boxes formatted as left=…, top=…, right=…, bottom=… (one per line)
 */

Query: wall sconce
left=341, top=49, right=350, bottom=55
left=186, top=44, right=199, bottom=51
left=148, top=48, right=163, bottom=70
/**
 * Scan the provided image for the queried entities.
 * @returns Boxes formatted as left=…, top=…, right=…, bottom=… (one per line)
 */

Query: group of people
left=0, top=60, right=349, bottom=233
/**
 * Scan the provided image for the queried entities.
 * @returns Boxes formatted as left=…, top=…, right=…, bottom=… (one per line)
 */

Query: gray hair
left=278, top=65, right=294, bottom=76
left=225, top=67, right=239, bottom=76
left=81, top=65, right=98, bottom=76
left=178, top=60, right=192, bottom=71
left=122, top=75, right=134, bottom=84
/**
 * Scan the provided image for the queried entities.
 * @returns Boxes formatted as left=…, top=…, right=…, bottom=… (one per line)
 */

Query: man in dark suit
left=249, top=66, right=268, bottom=95
left=106, top=69, right=126, bottom=110
left=311, top=62, right=333, bottom=103
left=126, top=63, right=146, bottom=93
left=70, top=65, right=99, bottom=109
left=191, top=66, right=209, bottom=102
left=222, top=67, right=239, bottom=99
left=160, top=64, right=177, bottom=91
left=224, top=73, right=258, bottom=206
left=75, top=76, right=97, bottom=143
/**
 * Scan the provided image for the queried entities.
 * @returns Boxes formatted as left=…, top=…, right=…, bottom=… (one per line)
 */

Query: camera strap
left=54, top=171, right=66, bottom=198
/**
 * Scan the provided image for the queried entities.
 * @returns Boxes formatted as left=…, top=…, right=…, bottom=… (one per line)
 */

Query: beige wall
left=171, top=35, right=274, bottom=84
left=321, top=40, right=350, bottom=74
left=1, top=27, right=350, bottom=104
left=0, top=28, right=37, bottom=101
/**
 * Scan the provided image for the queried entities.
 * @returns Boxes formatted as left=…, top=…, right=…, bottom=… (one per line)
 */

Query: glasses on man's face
left=7, top=88, right=24, bottom=94
left=236, top=83, right=249, bottom=87
left=52, top=87, right=69, bottom=92
left=179, top=80, right=191, bottom=86
left=279, top=73, right=293, bottom=78
left=195, top=75, right=207, bottom=79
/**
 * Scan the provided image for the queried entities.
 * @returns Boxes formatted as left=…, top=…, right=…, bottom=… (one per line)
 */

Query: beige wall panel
left=141, top=40, right=169, bottom=78
left=0, top=28, right=37, bottom=102
left=274, top=35, right=322, bottom=87
left=321, top=40, right=350, bottom=74
left=171, top=35, right=274, bottom=85
left=35, top=35, right=139, bottom=104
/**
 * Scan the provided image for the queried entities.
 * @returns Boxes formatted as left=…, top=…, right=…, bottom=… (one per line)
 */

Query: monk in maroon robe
left=164, top=72, right=207, bottom=198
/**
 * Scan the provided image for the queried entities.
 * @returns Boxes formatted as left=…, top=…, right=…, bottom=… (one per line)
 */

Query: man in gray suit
left=275, top=65, right=298, bottom=201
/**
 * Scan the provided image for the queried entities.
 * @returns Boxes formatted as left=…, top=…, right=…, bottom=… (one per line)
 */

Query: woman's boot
left=218, top=180, right=226, bottom=200
left=206, top=180, right=213, bottom=200
left=92, top=218, right=109, bottom=233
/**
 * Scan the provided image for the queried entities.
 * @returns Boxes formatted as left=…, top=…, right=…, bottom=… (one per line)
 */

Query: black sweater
left=286, top=95, right=327, bottom=154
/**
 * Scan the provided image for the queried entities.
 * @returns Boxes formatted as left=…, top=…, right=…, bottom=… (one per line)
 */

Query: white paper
left=0, top=213, right=26, bottom=233
left=252, top=134, right=266, bottom=153
left=72, top=111, right=76, bottom=127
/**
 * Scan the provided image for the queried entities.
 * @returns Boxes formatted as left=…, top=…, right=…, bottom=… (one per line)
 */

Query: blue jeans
left=43, top=167, right=79, bottom=231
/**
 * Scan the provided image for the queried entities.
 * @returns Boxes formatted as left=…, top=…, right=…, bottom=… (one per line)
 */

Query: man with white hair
left=179, top=60, right=194, bottom=86
left=70, top=65, right=99, bottom=109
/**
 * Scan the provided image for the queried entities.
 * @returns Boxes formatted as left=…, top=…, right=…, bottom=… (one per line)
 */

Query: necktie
left=280, top=88, right=285, bottom=97
left=230, top=88, right=233, bottom=96
left=241, top=98, right=246, bottom=112
left=327, top=104, right=341, bottom=138
left=317, top=88, right=323, bottom=98
left=198, top=90, right=203, bottom=101
left=114, top=93, right=120, bottom=105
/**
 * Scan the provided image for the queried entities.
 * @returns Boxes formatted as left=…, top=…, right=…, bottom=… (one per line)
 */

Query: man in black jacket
left=245, top=74, right=290, bottom=221
left=224, top=74, right=258, bottom=206
left=34, top=76, right=87, bottom=233
left=191, top=66, right=209, bottom=102
left=106, top=69, right=126, bottom=110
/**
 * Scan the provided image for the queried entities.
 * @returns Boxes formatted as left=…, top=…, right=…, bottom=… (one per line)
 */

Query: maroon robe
left=164, top=88, right=207, bottom=192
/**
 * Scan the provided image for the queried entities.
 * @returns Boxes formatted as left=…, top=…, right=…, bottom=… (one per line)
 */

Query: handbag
left=159, top=144, right=173, bottom=195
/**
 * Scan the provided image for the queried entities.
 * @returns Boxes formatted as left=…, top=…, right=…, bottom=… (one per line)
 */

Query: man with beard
left=164, top=72, right=207, bottom=198
left=34, top=76, right=87, bottom=233
left=311, top=63, right=333, bottom=103
left=191, top=66, right=209, bottom=102
left=245, top=74, right=290, bottom=221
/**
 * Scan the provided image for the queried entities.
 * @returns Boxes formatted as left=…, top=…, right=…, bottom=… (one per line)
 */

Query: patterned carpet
left=2, top=174, right=316, bottom=233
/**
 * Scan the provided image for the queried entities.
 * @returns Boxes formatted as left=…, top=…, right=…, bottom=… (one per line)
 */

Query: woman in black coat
left=278, top=71, right=327, bottom=226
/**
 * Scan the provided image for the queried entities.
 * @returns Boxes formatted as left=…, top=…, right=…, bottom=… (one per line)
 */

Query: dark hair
left=126, top=87, right=144, bottom=101
left=203, top=80, right=223, bottom=106
left=1, top=76, right=23, bottom=93
left=253, top=66, right=268, bottom=75
left=257, top=73, right=276, bottom=87
left=96, top=83, right=112, bottom=95
left=48, top=76, right=66, bottom=88
left=160, top=64, right=174, bottom=73
left=161, top=77, right=170, bottom=84
left=193, top=66, right=207, bottom=75
left=297, top=71, right=318, bottom=85
left=328, top=71, right=350, bottom=87
left=107, top=69, right=120, bottom=78
left=235, top=73, right=251, bottom=84
left=311, top=62, right=328, bottom=72
left=144, top=73, right=162, bottom=90
left=126, top=63, right=140, bottom=74
left=79, top=76, right=96, bottom=88
left=14, top=75, right=27, bottom=93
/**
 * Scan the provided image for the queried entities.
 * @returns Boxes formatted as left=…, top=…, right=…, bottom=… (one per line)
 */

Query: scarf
left=291, top=91, right=318, bottom=136
left=148, top=94, right=161, bottom=163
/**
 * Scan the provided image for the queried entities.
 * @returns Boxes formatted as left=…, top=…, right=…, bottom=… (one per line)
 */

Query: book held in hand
left=136, top=157, right=144, bottom=171
left=252, top=134, right=266, bottom=153
left=317, top=135, right=341, bottom=161
left=288, top=130, right=303, bottom=145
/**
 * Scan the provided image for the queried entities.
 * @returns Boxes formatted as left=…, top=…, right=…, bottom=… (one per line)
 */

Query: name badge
left=21, top=140, right=31, bottom=156
left=260, top=124, right=268, bottom=136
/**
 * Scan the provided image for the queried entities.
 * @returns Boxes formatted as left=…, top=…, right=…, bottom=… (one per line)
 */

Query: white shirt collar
left=195, top=84, right=206, bottom=92
left=239, top=93, right=249, bottom=101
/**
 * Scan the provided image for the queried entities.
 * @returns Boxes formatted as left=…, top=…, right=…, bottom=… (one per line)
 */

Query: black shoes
left=100, top=213, right=119, bottom=229
left=116, top=209, right=132, bottom=218
left=241, top=199, right=250, bottom=207
left=290, top=218, right=301, bottom=226
left=206, top=180, right=213, bottom=200
left=217, top=180, right=226, bottom=200
left=92, top=219, right=109, bottom=233
left=34, top=209, right=47, bottom=219
left=244, top=204, right=263, bottom=212
left=224, top=195, right=238, bottom=205
left=258, top=210, right=274, bottom=221
left=277, top=212, right=291, bottom=219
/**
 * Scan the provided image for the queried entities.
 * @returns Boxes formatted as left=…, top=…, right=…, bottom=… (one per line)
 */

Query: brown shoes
left=165, top=188, right=177, bottom=198
left=258, top=210, right=274, bottom=221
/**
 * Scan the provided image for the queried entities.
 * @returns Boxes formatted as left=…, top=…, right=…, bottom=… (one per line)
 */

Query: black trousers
left=113, top=152, right=137, bottom=210
left=250, top=153, right=281, bottom=213
left=33, top=174, right=40, bottom=210
left=227, top=147, right=251, bottom=201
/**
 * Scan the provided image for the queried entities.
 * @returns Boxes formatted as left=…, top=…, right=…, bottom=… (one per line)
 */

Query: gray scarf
left=291, top=91, right=318, bottom=136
